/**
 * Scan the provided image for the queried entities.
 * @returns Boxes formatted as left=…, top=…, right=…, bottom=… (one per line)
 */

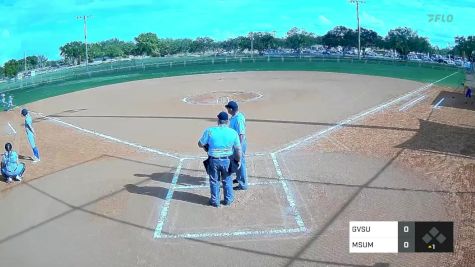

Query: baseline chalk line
left=399, top=95, right=427, bottom=111
left=32, top=112, right=181, bottom=159
left=158, top=227, right=305, bottom=239
left=275, top=71, right=459, bottom=153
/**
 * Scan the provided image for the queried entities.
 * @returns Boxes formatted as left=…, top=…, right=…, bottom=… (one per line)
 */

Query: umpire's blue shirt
left=199, top=125, right=241, bottom=157
left=229, top=112, right=246, bottom=140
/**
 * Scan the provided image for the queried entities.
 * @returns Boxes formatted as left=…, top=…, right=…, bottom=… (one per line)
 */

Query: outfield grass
left=3, top=56, right=465, bottom=106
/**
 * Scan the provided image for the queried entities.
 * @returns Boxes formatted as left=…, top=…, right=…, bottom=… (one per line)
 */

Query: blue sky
left=0, top=0, right=474, bottom=64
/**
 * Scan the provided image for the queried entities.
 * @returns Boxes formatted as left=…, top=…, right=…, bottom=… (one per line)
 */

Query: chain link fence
left=0, top=55, right=463, bottom=96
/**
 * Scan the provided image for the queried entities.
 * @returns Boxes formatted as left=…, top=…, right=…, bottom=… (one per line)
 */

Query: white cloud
left=318, top=15, right=331, bottom=25
left=361, top=12, right=385, bottom=28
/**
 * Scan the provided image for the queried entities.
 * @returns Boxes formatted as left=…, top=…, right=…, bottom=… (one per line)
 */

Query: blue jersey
left=25, top=114, right=34, bottom=135
left=199, top=126, right=241, bottom=157
left=229, top=112, right=246, bottom=138
left=2, top=151, right=19, bottom=174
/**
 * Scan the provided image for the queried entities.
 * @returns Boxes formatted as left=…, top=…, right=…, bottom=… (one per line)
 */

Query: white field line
left=32, top=112, right=181, bottom=159
left=154, top=159, right=184, bottom=238
left=270, top=152, right=306, bottom=230
left=7, top=122, right=17, bottom=134
left=158, top=227, right=305, bottom=239
left=433, top=98, right=445, bottom=109
left=275, top=71, right=459, bottom=153
left=398, top=95, right=427, bottom=111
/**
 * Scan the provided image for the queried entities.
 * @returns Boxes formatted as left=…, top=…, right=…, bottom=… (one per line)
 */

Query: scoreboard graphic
left=349, top=221, right=453, bottom=253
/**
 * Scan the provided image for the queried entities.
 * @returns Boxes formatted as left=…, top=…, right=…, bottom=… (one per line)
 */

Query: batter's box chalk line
left=31, top=71, right=457, bottom=239
left=154, top=155, right=307, bottom=239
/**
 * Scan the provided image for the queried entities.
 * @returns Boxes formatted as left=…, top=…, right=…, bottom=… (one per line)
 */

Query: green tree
left=360, top=28, right=383, bottom=53
left=3, top=59, right=20, bottom=78
left=236, top=36, right=251, bottom=51
left=0, top=66, right=4, bottom=79
left=286, top=27, right=319, bottom=52
left=409, top=36, right=431, bottom=53
left=60, top=41, right=85, bottom=65
left=250, top=32, right=278, bottom=53
left=385, top=27, right=421, bottom=57
left=176, top=38, right=193, bottom=54
left=322, top=26, right=356, bottom=48
left=121, top=41, right=136, bottom=56
left=453, top=36, right=475, bottom=60
left=25, top=56, right=39, bottom=70
left=88, top=43, right=105, bottom=59
left=134, top=32, right=160, bottom=56
left=190, top=37, right=214, bottom=54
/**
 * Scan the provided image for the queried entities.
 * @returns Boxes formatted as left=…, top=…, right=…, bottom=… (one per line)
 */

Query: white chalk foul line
left=433, top=98, right=445, bottom=109
left=158, top=227, right=304, bottom=239
left=32, top=112, right=181, bottom=159
left=398, top=95, right=427, bottom=111
left=154, top=158, right=184, bottom=239
left=275, top=71, right=459, bottom=153
left=270, top=152, right=306, bottom=230
left=7, top=122, right=17, bottom=134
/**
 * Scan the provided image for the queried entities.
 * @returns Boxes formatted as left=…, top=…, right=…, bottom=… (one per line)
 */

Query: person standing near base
left=465, top=86, right=473, bottom=104
left=8, top=95, right=13, bottom=110
left=225, top=101, right=248, bottom=190
left=21, top=109, right=40, bottom=163
left=198, top=112, right=242, bottom=207
left=1, top=94, right=6, bottom=111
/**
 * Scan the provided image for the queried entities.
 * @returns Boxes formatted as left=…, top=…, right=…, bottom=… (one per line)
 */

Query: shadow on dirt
left=397, top=119, right=475, bottom=158
left=431, top=91, right=475, bottom=110
left=127, top=172, right=209, bottom=206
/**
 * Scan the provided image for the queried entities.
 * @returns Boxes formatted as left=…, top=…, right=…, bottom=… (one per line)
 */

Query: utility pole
left=250, top=32, right=254, bottom=59
left=77, top=15, right=91, bottom=70
left=350, top=0, right=364, bottom=59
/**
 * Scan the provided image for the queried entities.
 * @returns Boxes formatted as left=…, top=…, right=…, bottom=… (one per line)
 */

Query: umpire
left=225, top=101, right=248, bottom=190
left=198, top=112, right=242, bottom=207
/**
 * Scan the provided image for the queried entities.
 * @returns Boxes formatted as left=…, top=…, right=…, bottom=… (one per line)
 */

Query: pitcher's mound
left=183, top=91, right=262, bottom=105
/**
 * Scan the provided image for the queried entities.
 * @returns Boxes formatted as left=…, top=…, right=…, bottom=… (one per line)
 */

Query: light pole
left=77, top=15, right=91, bottom=69
left=250, top=32, right=254, bottom=59
left=350, top=0, right=364, bottom=59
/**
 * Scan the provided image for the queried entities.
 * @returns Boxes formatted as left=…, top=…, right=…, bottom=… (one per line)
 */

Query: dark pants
left=208, top=158, right=233, bottom=206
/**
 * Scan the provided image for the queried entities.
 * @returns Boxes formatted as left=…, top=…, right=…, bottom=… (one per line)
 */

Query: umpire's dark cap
left=225, top=101, right=238, bottom=110
left=217, top=111, right=229, bottom=121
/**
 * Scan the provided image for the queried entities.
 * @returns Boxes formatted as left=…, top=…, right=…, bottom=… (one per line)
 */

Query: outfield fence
left=0, top=55, right=465, bottom=106
left=0, top=55, right=463, bottom=93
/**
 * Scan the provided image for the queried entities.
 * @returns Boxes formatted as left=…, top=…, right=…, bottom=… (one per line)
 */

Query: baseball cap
left=217, top=111, right=229, bottom=121
left=225, top=101, right=238, bottom=110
